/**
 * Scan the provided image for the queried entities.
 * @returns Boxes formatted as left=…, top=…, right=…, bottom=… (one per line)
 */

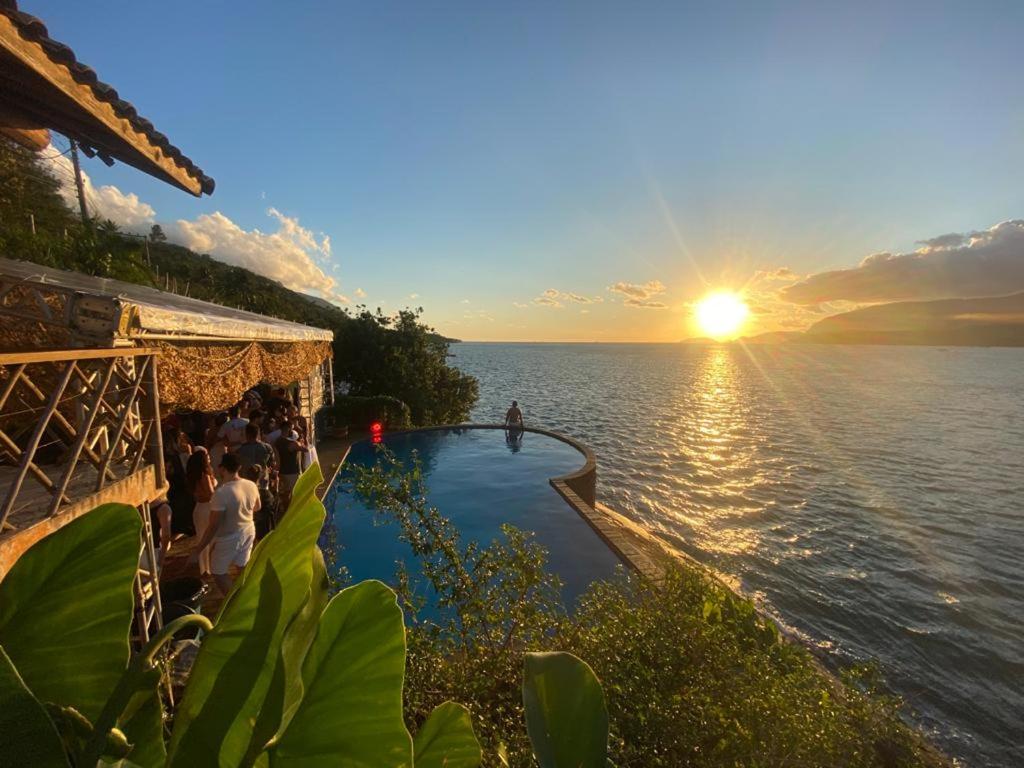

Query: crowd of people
left=150, top=385, right=316, bottom=594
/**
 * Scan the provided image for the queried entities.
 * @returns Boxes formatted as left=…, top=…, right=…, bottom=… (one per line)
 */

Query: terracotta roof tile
left=0, top=0, right=215, bottom=195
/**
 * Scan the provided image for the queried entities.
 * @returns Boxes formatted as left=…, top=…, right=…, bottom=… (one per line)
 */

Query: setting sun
left=694, top=291, right=750, bottom=339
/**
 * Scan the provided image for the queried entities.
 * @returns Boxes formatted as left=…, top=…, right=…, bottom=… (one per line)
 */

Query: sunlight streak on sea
left=454, top=342, right=1024, bottom=768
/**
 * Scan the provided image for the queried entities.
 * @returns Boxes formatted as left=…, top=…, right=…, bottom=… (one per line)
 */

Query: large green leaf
left=522, top=652, right=608, bottom=768
left=0, top=504, right=140, bottom=721
left=268, top=580, right=413, bottom=767
left=244, top=547, right=330, bottom=766
left=117, top=667, right=166, bottom=768
left=0, top=644, right=70, bottom=767
left=168, top=464, right=326, bottom=768
left=413, top=701, right=482, bottom=768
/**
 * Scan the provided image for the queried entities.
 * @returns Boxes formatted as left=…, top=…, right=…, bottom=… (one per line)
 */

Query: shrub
left=347, top=449, right=947, bottom=768
left=329, top=394, right=412, bottom=431
left=334, top=308, right=479, bottom=425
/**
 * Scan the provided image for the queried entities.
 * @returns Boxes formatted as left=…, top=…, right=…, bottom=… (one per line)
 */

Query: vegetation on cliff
left=0, top=137, right=477, bottom=424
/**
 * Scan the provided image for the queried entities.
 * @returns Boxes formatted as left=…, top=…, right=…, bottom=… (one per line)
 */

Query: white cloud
left=533, top=288, right=602, bottom=308
left=46, top=150, right=155, bottom=231
left=44, top=144, right=345, bottom=303
left=409, top=293, right=420, bottom=300
left=608, top=280, right=668, bottom=308
left=781, top=219, right=1024, bottom=304
left=355, top=287, right=367, bottom=298
left=512, top=301, right=528, bottom=309
left=166, top=210, right=343, bottom=302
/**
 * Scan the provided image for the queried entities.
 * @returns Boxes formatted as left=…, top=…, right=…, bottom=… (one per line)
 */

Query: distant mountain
left=739, top=330, right=806, bottom=344
left=802, top=293, right=1024, bottom=347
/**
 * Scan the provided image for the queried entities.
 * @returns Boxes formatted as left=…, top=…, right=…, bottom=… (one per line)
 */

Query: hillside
left=802, top=293, right=1024, bottom=347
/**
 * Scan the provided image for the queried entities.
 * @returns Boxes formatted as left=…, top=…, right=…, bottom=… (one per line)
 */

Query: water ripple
left=454, top=342, right=1024, bottom=767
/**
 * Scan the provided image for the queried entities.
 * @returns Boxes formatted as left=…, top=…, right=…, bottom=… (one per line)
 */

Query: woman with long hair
left=186, top=447, right=217, bottom=577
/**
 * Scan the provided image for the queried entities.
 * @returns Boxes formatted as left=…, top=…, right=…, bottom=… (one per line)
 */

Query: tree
left=333, top=308, right=479, bottom=425
left=149, top=223, right=167, bottom=242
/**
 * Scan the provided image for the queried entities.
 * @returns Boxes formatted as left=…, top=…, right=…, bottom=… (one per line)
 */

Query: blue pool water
left=323, top=427, right=625, bottom=611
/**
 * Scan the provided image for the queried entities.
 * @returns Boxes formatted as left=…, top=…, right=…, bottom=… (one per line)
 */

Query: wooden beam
left=0, top=15, right=203, bottom=196
left=0, top=347, right=159, bottom=365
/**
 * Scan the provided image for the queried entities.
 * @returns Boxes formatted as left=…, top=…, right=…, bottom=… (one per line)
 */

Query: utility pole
left=69, top=139, right=90, bottom=226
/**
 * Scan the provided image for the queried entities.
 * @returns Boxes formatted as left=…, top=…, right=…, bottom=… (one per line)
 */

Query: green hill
left=0, top=136, right=477, bottom=423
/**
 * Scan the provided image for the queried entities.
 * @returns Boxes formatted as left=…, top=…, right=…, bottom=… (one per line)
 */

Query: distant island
left=691, top=293, right=1024, bottom=347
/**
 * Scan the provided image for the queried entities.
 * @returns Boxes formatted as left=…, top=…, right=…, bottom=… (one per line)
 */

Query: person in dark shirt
left=274, top=427, right=308, bottom=514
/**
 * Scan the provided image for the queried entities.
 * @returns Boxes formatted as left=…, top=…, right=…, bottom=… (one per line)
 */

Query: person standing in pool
left=504, top=400, right=524, bottom=427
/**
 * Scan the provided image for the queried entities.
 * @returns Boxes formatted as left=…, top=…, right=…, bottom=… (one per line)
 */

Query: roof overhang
left=0, top=2, right=214, bottom=196
left=0, top=257, right=334, bottom=346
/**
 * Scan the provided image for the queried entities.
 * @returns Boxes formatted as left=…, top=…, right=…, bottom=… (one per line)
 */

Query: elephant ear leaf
left=413, top=701, right=481, bottom=768
left=0, top=644, right=70, bottom=767
left=0, top=504, right=141, bottom=723
left=269, top=580, right=413, bottom=767
left=522, top=652, right=608, bottom=768
left=168, top=464, right=326, bottom=768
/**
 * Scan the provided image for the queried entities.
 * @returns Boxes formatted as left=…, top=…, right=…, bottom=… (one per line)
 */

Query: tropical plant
left=0, top=463, right=610, bottom=768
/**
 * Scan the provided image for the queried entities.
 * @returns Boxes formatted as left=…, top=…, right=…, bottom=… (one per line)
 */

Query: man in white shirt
left=189, top=452, right=260, bottom=595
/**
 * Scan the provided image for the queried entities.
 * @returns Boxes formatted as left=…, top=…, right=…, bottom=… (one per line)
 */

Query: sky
left=25, top=0, right=1024, bottom=341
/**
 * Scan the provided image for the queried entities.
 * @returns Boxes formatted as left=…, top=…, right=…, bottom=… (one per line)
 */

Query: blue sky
left=28, top=1, right=1024, bottom=340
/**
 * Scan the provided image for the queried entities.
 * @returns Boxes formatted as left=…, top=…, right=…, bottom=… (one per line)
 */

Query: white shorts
left=210, top=527, right=256, bottom=575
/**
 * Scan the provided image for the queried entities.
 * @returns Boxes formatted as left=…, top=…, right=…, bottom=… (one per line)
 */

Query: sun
left=694, top=291, right=749, bottom=339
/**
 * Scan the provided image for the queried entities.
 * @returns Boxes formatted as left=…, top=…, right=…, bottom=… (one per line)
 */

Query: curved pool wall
left=321, top=425, right=624, bottom=609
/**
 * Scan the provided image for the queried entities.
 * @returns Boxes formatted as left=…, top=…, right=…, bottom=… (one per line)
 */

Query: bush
left=334, top=308, right=479, bottom=425
left=348, top=450, right=947, bottom=768
left=329, top=394, right=413, bottom=430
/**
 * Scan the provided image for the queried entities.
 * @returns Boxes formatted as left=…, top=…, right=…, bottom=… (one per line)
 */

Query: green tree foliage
left=333, top=308, right=478, bottom=425
left=329, top=394, right=412, bottom=430
left=0, top=137, right=477, bottom=425
left=349, top=450, right=947, bottom=768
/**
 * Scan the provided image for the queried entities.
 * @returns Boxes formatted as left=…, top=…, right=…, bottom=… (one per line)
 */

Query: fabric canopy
left=156, top=340, right=331, bottom=412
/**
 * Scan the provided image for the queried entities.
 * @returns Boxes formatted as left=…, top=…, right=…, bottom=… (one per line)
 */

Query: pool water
left=322, top=427, right=624, bottom=611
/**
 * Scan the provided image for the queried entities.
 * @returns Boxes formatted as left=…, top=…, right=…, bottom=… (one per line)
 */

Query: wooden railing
left=0, top=347, right=164, bottom=534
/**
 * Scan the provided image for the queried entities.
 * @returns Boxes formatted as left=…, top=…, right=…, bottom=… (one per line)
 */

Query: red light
left=370, top=421, right=383, bottom=434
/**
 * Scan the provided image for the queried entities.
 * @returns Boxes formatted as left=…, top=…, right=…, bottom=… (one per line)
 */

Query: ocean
left=451, top=342, right=1024, bottom=768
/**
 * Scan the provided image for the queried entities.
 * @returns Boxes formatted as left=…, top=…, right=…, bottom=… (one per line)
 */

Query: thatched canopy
left=0, top=1, right=213, bottom=196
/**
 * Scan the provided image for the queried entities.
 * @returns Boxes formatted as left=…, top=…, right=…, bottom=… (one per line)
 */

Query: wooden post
left=28, top=212, right=35, bottom=235
left=69, top=139, right=90, bottom=226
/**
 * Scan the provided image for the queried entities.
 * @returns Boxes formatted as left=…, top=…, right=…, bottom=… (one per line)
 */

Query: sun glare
left=695, top=291, right=749, bottom=339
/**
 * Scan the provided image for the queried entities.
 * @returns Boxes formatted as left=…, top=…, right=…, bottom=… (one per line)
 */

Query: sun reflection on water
left=676, top=346, right=770, bottom=556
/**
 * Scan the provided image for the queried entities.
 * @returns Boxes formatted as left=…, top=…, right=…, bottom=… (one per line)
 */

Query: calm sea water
left=451, top=342, right=1024, bottom=768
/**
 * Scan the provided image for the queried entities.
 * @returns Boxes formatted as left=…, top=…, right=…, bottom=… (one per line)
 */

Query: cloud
left=512, top=301, right=528, bottom=309
left=166, top=209, right=343, bottom=302
left=409, top=293, right=420, bottom=300
left=44, top=144, right=345, bottom=303
left=623, top=298, right=667, bottom=309
left=608, top=280, right=668, bottom=309
left=354, top=287, right=366, bottom=298
left=534, top=288, right=602, bottom=307
left=781, top=220, right=1024, bottom=305
left=460, top=298, right=471, bottom=304
left=47, top=150, right=155, bottom=231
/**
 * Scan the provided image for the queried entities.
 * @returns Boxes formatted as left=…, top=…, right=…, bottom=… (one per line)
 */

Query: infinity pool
left=322, top=427, right=624, bottom=610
